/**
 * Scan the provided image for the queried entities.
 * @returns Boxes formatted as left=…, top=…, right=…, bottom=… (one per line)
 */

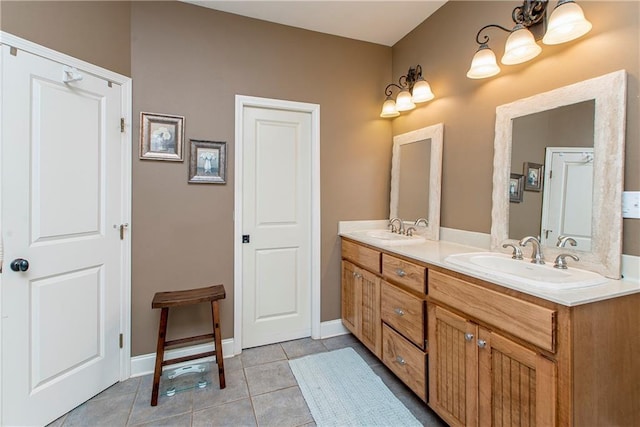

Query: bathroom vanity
left=339, top=231, right=640, bottom=427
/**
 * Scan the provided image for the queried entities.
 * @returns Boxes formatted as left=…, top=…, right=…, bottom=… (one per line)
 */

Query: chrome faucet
left=389, top=217, right=404, bottom=234
left=502, top=243, right=523, bottom=260
left=554, top=253, right=579, bottom=269
left=519, top=236, right=545, bottom=264
left=414, top=218, right=429, bottom=227
left=557, top=235, right=578, bottom=248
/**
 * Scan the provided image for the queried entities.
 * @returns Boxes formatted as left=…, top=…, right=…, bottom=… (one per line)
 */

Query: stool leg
left=211, top=300, right=226, bottom=389
left=151, top=307, right=169, bottom=406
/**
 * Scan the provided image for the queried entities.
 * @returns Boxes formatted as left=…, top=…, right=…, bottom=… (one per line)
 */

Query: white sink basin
left=445, top=252, right=608, bottom=290
left=359, top=230, right=425, bottom=246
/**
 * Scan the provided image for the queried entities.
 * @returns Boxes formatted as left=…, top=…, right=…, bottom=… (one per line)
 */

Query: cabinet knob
left=464, top=333, right=474, bottom=342
left=477, top=339, right=487, bottom=349
left=395, top=268, right=406, bottom=277
left=395, top=356, right=406, bottom=365
left=394, top=307, right=405, bottom=316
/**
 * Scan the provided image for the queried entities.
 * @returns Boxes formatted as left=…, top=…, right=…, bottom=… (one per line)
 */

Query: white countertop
left=339, top=223, right=640, bottom=307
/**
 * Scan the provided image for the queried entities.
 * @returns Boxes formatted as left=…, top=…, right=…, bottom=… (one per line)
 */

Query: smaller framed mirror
left=390, top=123, right=443, bottom=241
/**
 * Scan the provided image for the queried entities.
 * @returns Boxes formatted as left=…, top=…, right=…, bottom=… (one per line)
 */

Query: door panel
left=2, top=45, right=123, bottom=426
left=33, top=78, right=104, bottom=240
left=242, top=106, right=312, bottom=348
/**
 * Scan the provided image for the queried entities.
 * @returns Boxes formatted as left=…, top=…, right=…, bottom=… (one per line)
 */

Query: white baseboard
left=320, top=319, right=349, bottom=338
left=130, top=320, right=350, bottom=378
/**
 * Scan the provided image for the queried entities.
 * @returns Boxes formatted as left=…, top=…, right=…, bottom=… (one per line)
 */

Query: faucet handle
left=554, top=253, right=580, bottom=269
left=502, top=243, right=523, bottom=260
left=405, top=226, right=416, bottom=237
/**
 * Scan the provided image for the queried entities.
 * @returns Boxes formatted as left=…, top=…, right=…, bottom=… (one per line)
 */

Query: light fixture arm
left=384, top=65, right=424, bottom=96
left=474, top=24, right=513, bottom=45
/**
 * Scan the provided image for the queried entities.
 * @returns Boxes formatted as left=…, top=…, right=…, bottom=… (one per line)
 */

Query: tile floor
left=47, top=334, right=447, bottom=427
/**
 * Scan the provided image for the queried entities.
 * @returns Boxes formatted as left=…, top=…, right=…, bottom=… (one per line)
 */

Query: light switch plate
left=622, top=191, right=640, bottom=219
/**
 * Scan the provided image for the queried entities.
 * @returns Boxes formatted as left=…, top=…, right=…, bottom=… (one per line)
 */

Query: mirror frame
left=491, top=70, right=627, bottom=278
left=390, top=123, right=443, bottom=241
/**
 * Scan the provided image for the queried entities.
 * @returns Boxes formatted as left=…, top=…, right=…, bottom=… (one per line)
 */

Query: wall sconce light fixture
left=467, top=0, right=592, bottom=79
left=380, top=65, right=434, bottom=118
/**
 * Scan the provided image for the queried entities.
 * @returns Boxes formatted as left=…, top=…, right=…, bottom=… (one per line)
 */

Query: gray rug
left=289, top=347, right=421, bottom=426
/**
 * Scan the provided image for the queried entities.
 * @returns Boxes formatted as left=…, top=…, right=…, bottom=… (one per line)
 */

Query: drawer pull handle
left=395, top=269, right=406, bottom=277
left=394, top=308, right=405, bottom=316
left=464, top=333, right=474, bottom=342
left=395, top=356, right=406, bottom=365
left=477, top=339, right=487, bottom=349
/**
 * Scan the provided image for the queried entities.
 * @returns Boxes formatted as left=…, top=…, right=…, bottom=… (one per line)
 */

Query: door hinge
left=9, top=46, right=17, bottom=56
left=120, top=118, right=125, bottom=133
left=549, top=170, right=553, bottom=179
left=119, top=333, right=124, bottom=349
left=119, top=223, right=129, bottom=240
left=425, top=339, right=429, bottom=351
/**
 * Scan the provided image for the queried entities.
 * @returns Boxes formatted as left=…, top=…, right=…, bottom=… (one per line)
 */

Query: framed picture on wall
left=509, top=173, right=524, bottom=203
left=139, top=112, right=185, bottom=161
left=188, top=140, right=227, bottom=184
left=524, top=162, right=543, bottom=191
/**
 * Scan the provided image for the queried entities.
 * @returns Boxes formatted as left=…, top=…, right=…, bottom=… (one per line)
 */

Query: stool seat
left=152, top=285, right=225, bottom=308
left=150, top=284, right=226, bottom=406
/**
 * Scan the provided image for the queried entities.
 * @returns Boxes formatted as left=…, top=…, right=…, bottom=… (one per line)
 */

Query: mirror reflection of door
left=540, top=148, right=594, bottom=251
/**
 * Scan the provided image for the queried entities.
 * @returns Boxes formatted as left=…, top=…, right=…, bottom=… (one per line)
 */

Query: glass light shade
left=543, top=0, right=592, bottom=45
left=466, top=44, right=500, bottom=79
left=380, top=98, right=400, bottom=118
left=395, top=89, right=416, bottom=111
left=501, top=25, right=542, bottom=65
left=411, top=79, right=435, bottom=103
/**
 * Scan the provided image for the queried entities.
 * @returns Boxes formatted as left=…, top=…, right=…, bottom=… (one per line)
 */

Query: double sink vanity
left=339, top=71, right=640, bottom=426
left=339, top=224, right=639, bottom=427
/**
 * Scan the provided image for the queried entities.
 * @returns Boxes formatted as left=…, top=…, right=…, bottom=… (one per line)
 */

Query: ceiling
left=181, top=1, right=447, bottom=46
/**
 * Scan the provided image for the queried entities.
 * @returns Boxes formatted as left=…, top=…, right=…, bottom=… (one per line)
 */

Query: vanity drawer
left=382, top=323, right=426, bottom=401
left=429, top=270, right=556, bottom=352
left=382, top=254, right=426, bottom=293
left=342, top=239, right=381, bottom=273
left=381, top=281, right=425, bottom=349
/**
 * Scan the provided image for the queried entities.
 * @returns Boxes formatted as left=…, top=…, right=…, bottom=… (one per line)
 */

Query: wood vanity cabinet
left=341, top=240, right=382, bottom=358
left=427, top=268, right=640, bottom=427
left=341, top=238, right=428, bottom=400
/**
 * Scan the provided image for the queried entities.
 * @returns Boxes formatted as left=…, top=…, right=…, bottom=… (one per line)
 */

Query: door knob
left=10, top=258, right=29, bottom=272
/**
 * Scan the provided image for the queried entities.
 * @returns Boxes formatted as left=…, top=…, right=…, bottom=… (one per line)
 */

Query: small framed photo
left=139, top=112, right=184, bottom=161
left=524, top=162, right=544, bottom=191
left=188, top=140, right=227, bottom=184
left=509, top=173, right=524, bottom=203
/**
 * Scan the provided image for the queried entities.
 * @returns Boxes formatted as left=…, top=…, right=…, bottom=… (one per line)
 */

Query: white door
left=540, top=147, right=594, bottom=250
left=241, top=106, right=312, bottom=349
left=1, top=44, right=123, bottom=426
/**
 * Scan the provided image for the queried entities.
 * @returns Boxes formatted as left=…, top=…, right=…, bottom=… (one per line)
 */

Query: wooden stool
left=150, top=284, right=226, bottom=406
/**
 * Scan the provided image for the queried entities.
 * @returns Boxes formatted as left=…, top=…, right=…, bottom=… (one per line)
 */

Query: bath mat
left=288, top=347, right=422, bottom=426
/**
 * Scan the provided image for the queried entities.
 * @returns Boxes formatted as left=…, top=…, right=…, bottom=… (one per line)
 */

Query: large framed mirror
left=491, top=70, right=626, bottom=278
left=390, top=123, right=443, bottom=241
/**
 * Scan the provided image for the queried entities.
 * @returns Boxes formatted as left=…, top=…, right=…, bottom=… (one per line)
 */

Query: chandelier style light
left=467, top=0, right=592, bottom=79
left=380, top=65, right=435, bottom=118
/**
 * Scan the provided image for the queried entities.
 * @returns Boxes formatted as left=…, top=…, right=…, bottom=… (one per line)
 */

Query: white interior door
left=540, top=147, right=594, bottom=250
left=1, top=44, right=124, bottom=426
left=241, top=105, right=312, bottom=349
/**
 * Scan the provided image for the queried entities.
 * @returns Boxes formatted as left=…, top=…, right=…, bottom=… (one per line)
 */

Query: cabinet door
left=341, top=260, right=360, bottom=336
left=428, top=304, right=479, bottom=427
left=359, top=269, right=381, bottom=357
left=478, top=330, right=557, bottom=427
